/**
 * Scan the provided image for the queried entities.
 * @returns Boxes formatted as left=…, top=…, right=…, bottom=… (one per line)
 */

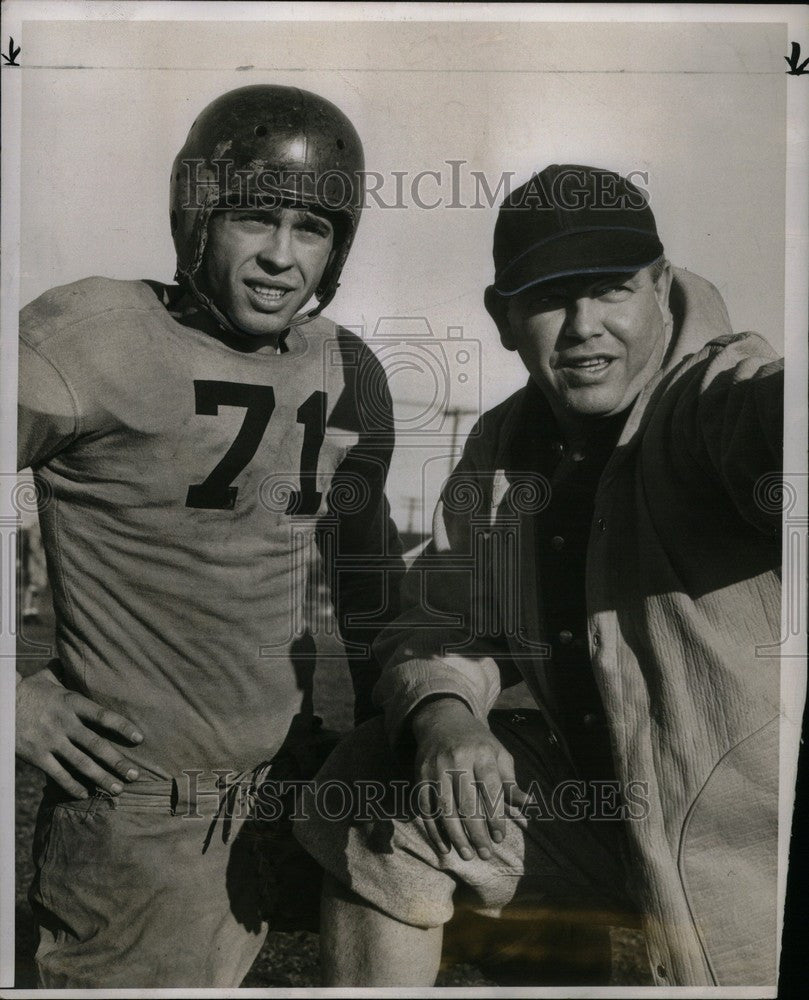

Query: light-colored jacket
left=374, top=268, right=784, bottom=986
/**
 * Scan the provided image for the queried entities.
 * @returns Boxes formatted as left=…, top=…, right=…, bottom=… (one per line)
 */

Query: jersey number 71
left=185, top=380, right=327, bottom=514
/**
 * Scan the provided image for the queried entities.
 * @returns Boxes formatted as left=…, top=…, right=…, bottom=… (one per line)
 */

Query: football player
left=16, top=85, right=404, bottom=987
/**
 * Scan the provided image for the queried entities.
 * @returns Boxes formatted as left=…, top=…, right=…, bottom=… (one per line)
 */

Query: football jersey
left=18, top=277, right=403, bottom=779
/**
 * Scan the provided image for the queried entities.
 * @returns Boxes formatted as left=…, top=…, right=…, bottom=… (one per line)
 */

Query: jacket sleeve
left=677, top=332, right=784, bottom=533
left=372, top=420, right=509, bottom=745
left=317, top=338, right=405, bottom=726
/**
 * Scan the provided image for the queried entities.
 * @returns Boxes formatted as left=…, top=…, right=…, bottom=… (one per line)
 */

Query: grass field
left=14, top=588, right=650, bottom=987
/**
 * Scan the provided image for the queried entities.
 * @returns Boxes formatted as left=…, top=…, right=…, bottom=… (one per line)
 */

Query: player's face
left=200, top=206, right=334, bottom=336
left=503, top=265, right=671, bottom=424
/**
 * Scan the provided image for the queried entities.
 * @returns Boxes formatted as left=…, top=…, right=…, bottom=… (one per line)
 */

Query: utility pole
left=405, top=495, right=418, bottom=534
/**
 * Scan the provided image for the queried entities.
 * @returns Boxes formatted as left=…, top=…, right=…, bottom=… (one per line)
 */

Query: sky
left=16, top=15, right=789, bottom=528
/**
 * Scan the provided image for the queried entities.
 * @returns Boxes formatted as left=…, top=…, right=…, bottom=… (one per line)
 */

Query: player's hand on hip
left=16, top=666, right=143, bottom=798
left=410, top=697, right=528, bottom=862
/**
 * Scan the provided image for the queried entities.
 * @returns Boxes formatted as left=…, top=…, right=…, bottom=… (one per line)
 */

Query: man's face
left=502, top=265, right=671, bottom=422
left=199, top=206, right=334, bottom=337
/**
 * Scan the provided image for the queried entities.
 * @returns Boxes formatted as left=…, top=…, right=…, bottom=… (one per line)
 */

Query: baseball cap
left=491, top=164, right=664, bottom=297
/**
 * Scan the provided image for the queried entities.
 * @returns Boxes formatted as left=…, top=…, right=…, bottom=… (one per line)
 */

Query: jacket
left=373, top=268, right=784, bottom=986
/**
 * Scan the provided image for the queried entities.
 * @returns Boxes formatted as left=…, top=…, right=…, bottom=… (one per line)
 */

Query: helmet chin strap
left=185, top=273, right=323, bottom=341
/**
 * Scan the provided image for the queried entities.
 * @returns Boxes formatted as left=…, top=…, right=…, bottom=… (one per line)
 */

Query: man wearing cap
left=294, top=164, right=784, bottom=986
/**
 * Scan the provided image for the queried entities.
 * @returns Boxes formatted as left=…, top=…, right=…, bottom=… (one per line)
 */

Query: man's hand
left=16, top=668, right=143, bottom=798
left=410, top=697, right=527, bottom=862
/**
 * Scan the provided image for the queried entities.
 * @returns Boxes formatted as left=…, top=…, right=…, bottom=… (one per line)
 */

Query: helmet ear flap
left=301, top=194, right=363, bottom=310
left=312, top=216, right=355, bottom=315
left=314, top=247, right=340, bottom=308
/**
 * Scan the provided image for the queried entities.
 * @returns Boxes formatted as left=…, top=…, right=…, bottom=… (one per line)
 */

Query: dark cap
left=491, top=164, right=664, bottom=297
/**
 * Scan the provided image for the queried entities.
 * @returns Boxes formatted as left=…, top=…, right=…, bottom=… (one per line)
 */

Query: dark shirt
left=522, top=382, right=628, bottom=782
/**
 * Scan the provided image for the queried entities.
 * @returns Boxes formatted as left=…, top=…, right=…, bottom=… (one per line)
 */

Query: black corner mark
left=2, top=37, right=21, bottom=66
left=785, top=42, right=809, bottom=76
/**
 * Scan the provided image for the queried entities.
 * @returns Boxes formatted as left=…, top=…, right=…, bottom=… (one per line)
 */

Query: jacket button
left=656, top=964, right=667, bottom=979
left=547, top=732, right=559, bottom=745
left=597, top=517, right=606, bottom=532
left=558, top=629, right=574, bottom=645
left=592, top=633, right=601, bottom=647
left=583, top=712, right=599, bottom=728
left=550, top=535, right=565, bottom=551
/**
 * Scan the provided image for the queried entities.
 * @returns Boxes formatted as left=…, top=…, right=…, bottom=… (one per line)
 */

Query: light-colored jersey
left=19, top=277, right=402, bottom=778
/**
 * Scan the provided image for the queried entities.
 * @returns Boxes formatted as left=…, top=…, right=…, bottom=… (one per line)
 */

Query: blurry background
left=13, top=13, right=787, bottom=988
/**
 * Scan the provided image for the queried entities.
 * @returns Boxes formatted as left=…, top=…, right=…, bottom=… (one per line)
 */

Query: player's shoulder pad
left=302, top=314, right=372, bottom=359
left=306, top=317, right=394, bottom=433
left=330, top=322, right=382, bottom=365
left=307, top=317, right=389, bottom=388
left=20, top=277, right=164, bottom=349
left=298, top=314, right=387, bottom=382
